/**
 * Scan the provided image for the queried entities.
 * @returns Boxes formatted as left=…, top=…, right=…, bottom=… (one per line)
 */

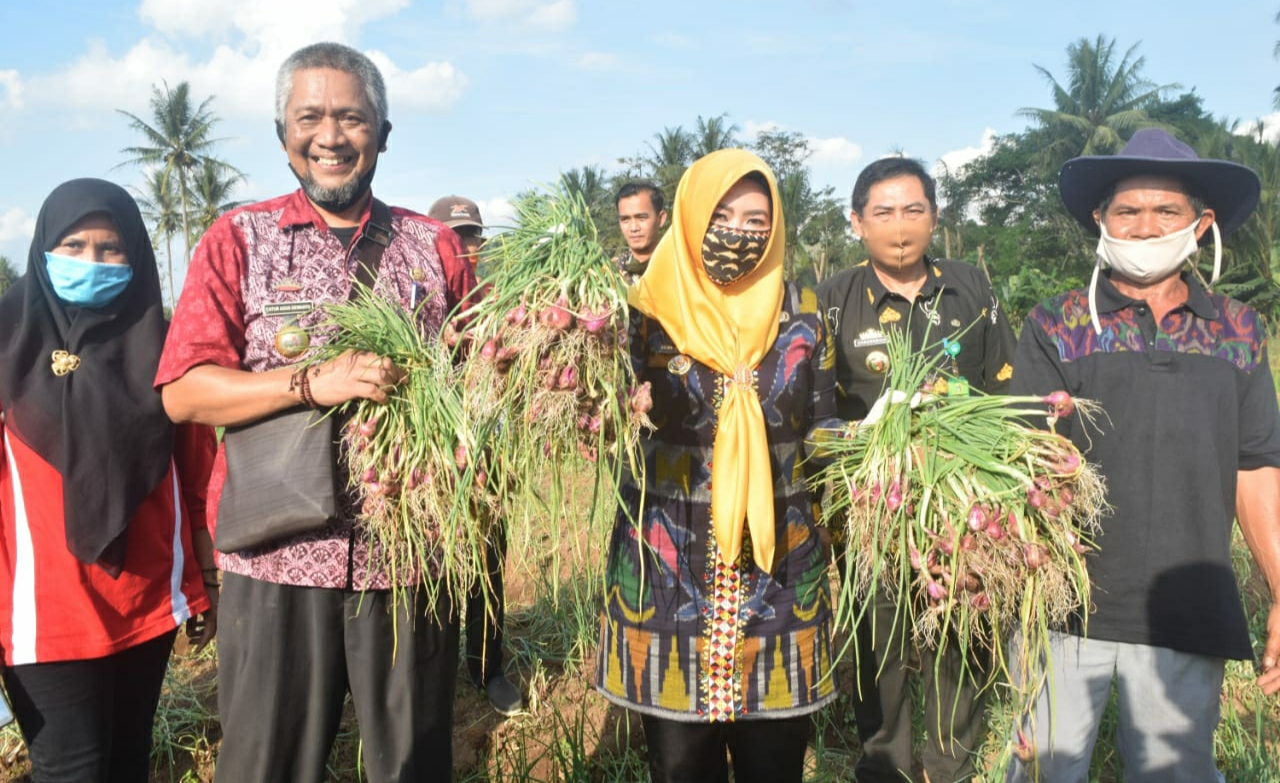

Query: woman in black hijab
left=0, top=179, right=217, bottom=782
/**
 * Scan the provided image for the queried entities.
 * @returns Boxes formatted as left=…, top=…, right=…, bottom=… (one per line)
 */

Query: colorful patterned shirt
left=155, top=190, right=474, bottom=590
left=1011, top=272, right=1280, bottom=659
left=596, top=284, right=841, bottom=721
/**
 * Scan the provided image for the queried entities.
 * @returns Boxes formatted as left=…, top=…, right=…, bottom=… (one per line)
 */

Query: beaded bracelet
left=299, top=371, right=317, bottom=409
left=289, top=367, right=318, bottom=409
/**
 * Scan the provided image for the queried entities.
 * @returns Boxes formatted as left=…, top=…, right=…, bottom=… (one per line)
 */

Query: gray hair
left=275, top=42, right=389, bottom=130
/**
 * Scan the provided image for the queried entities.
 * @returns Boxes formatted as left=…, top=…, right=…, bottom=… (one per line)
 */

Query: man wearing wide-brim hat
left=1007, top=128, right=1280, bottom=781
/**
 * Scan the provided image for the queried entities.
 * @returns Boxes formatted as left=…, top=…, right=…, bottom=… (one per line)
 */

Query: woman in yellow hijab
left=595, top=149, right=842, bottom=782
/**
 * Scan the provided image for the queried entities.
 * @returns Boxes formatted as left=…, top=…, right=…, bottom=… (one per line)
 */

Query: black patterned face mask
left=701, top=224, right=769, bottom=286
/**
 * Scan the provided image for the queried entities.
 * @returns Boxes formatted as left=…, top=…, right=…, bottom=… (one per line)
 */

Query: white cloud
left=0, top=208, right=34, bottom=247
left=933, top=127, right=997, bottom=178
left=809, top=136, right=863, bottom=166
left=466, top=0, right=576, bottom=31
left=367, top=53, right=469, bottom=112
left=25, top=6, right=467, bottom=121
left=477, top=196, right=517, bottom=231
left=0, top=71, right=24, bottom=111
left=653, top=32, right=694, bottom=50
left=743, top=120, right=784, bottom=137
left=577, top=52, right=620, bottom=70
left=528, top=0, right=576, bottom=30
left=1237, top=114, right=1280, bottom=145
left=744, top=121, right=862, bottom=168
left=138, top=0, right=409, bottom=47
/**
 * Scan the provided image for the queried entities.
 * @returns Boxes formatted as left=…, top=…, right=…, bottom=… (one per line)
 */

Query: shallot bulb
left=1044, top=390, right=1075, bottom=418
left=630, top=382, right=653, bottom=414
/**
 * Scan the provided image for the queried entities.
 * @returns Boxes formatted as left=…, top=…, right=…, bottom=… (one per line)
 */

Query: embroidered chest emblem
left=853, top=328, right=888, bottom=348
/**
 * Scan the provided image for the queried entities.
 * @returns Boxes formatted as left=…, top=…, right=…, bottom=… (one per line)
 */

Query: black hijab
left=0, top=178, right=173, bottom=576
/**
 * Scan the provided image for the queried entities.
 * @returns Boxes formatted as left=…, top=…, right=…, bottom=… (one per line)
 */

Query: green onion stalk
left=309, top=287, right=496, bottom=614
left=811, top=325, right=1108, bottom=777
left=448, top=183, right=652, bottom=581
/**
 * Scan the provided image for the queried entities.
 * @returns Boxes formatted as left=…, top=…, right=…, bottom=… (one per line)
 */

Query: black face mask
left=289, top=160, right=378, bottom=216
left=701, top=224, right=769, bottom=286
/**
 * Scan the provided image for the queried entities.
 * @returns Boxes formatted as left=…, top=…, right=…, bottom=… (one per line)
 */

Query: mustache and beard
left=701, top=224, right=769, bottom=286
left=289, top=161, right=378, bottom=216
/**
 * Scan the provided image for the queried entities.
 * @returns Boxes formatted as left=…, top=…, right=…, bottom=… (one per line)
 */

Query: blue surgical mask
left=44, top=252, right=133, bottom=308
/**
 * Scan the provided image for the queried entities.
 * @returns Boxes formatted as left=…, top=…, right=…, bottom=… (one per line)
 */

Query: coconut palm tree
left=189, top=158, right=247, bottom=243
left=1020, top=36, right=1178, bottom=169
left=117, top=82, right=225, bottom=275
left=692, top=114, right=740, bottom=159
left=560, top=165, right=619, bottom=245
left=560, top=165, right=609, bottom=212
left=645, top=126, right=696, bottom=201
left=133, top=168, right=183, bottom=305
left=1195, top=122, right=1280, bottom=322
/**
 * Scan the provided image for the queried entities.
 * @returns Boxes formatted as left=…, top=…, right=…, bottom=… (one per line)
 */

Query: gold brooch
left=667, top=354, right=692, bottom=376
left=51, top=350, right=81, bottom=376
left=724, top=363, right=757, bottom=392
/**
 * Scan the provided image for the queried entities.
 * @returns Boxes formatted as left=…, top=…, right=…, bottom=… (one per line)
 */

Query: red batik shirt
left=155, top=190, right=474, bottom=590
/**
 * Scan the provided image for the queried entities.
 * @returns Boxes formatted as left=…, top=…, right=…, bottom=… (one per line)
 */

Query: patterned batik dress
left=596, top=283, right=842, bottom=721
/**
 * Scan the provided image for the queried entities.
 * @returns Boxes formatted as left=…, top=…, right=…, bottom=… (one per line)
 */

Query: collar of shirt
left=1094, top=270, right=1220, bottom=321
left=863, top=256, right=948, bottom=308
left=277, top=188, right=378, bottom=236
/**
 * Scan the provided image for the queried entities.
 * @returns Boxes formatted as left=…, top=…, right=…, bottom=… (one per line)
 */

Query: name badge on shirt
left=853, top=328, right=888, bottom=348
left=264, top=301, right=316, bottom=318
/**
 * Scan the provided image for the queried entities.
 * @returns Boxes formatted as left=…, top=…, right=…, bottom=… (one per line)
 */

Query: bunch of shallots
left=813, top=325, right=1108, bottom=778
left=311, top=288, right=495, bottom=606
left=449, top=184, right=650, bottom=527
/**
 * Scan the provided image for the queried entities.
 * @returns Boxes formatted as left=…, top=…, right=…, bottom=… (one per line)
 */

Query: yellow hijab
left=629, top=148, right=786, bottom=572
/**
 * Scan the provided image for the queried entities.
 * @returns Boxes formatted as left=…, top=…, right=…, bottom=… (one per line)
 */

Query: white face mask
left=1087, top=216, right=1223, bottom=335
left=1095, top=220, right=1200, bottom=284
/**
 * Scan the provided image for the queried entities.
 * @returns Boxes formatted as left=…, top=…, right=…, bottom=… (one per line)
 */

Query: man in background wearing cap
left=427, top=195, right=524, bottom=717
left=429, top=195, right=486, bottom=271
left=1007, top=128, right=1280, bottom=780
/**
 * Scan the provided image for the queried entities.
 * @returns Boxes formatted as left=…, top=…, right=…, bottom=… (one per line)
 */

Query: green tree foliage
left=1020, top=35, right=1178, bottom=168
left=118, top=81, right=241, bottom=302
left=133, top=167, right=182, bottom=305
left=1193, top=124, right=1280, bottom=322
left=189, top=158, right=248, bottom=242
left=692, top=113, right=740, bottom=159
left=0, top=255, right=16, bottom=297
left=750, top=129, right=846, bottom=282
left=560, top=164, right=623, bottom=253
left=1273, top=9, right=1280, bottom=110
left=939, top=36, right=1271, bottom=326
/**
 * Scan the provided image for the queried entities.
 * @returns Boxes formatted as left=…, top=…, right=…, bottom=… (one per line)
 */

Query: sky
left=2, top=0, right=1279, bottom=294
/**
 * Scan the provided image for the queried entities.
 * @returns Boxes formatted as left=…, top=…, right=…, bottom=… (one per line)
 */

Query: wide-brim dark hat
left=1059, top=128, right=1260, bottom=242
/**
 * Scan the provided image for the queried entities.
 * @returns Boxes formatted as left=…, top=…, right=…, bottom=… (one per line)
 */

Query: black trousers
left=640, top=714, right=811, bottom=783
left=850, top=593, right=989, bottom=783
left=213, top=574, right=459, bottom=783
left=2, top=628, right=177, bottom=783
left=464, top=528, right=506, bottom=687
